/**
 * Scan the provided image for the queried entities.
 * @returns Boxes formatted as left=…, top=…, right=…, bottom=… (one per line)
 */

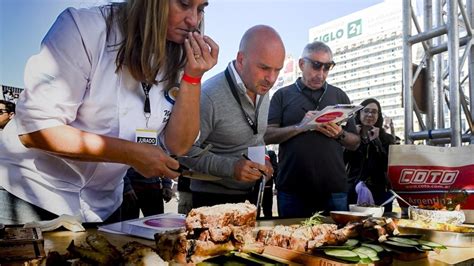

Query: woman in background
left=0, top=0, right=218, bottom=224
left=344, top=98, right=397, bottom=211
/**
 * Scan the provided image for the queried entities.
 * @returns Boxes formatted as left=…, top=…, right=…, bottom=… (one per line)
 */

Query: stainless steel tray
left=398, top=226, right=474, bottom=247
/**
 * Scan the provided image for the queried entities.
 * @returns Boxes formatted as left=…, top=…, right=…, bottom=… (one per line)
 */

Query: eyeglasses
left=0, top=109, right=10, bottom=115
left=303, top=57, right=336, bottom=71
left=362, top=108, right=378, bottom=115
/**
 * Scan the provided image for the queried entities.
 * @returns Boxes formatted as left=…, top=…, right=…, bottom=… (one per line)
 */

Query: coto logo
left=399, top=169, right=458, bottom=185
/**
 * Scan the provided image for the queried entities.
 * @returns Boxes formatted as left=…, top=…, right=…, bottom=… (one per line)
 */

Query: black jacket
left=344, top=129, right=396, bottom=195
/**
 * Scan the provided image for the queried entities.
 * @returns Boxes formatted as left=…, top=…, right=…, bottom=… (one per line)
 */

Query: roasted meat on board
left=155, top=201, right=263, bottom=264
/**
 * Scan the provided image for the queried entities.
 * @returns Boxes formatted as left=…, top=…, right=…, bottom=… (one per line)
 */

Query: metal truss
left=403, top=0, right=474, bottom=146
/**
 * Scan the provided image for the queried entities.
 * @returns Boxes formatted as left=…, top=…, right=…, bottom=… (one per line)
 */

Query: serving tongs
left=241, top=154, right=267, bottom=219
left=389, top=189, right=413, bottom=207
left=255, top=176, right=266, bottom=219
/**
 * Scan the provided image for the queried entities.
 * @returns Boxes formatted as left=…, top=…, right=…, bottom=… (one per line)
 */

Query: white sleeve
left=16, top=8, right=95, bottom=134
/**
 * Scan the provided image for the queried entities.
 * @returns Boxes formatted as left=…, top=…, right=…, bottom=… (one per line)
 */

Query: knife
left=180, top=169, right=222, bottom=181
left=242, top=153, right=267, bottom=218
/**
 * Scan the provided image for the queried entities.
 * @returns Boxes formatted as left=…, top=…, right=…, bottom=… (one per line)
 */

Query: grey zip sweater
left=180, top=62, right=269, bottom=195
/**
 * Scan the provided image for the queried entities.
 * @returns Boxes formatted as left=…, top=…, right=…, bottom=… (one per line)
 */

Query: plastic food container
left=408, top=206, right=465, bottom=224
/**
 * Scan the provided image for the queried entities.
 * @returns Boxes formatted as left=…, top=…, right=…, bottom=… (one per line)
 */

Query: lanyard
left=295, top=79, right=327, bottom=110
left=141, top=82, right=152, bottom=127
left=225, top=68, right=261, bottom=135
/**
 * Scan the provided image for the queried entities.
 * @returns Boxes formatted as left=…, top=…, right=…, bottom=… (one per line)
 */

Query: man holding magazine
left=264, top=41, right=360, bottom=218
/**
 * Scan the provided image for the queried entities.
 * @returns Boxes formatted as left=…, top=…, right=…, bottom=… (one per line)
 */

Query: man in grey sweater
left=180, top=25, right=285, bottom=208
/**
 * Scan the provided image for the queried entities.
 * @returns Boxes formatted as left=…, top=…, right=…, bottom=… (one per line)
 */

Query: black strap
left=295, top=79, right=327, bottom=110
left=225, top=68, right=258, bottom=135
left=141, top=83, right=152, bottom=115
left=141, top=83, right=152, bottom=128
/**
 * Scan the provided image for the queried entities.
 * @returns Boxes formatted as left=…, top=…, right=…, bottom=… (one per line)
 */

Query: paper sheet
left=248, top=146, right=265, bottom=165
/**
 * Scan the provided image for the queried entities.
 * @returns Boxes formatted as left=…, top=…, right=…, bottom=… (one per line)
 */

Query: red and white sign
left=388, top=145, right=474, bottom=210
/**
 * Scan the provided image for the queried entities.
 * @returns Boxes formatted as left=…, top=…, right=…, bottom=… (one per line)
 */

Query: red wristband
left=182, top=73, right=202, bottom=85
left=265, top=154, right=271, bottom=161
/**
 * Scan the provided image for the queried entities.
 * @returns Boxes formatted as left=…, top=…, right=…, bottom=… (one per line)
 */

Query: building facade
left=308, top=0, right=405, bottom=139
left=1, top=85, right=24, bottom=104
left=272, top=1, right=406, bottom=139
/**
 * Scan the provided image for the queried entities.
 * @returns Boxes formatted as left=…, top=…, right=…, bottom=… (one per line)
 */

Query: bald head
left=238, top=25, right=284, bottom=54
left=235, top=25, right=285, bottom=99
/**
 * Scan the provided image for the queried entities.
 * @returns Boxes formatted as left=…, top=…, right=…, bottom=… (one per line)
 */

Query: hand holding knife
left=242, top=153, right=266, bottom=219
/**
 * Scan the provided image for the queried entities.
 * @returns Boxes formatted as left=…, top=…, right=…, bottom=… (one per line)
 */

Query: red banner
left=388, top=145, right=474, bottom=210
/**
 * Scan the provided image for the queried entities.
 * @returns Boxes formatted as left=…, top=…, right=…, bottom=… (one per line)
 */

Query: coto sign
left=398, top=169, right=459, bottom=185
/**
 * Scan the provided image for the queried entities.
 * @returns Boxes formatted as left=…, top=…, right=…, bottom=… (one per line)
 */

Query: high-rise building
left=308, top=0, right=405, bottom=139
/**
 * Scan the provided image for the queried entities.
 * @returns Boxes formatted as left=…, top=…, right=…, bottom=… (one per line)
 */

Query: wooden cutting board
left=0, top=227, right=45, bottom=263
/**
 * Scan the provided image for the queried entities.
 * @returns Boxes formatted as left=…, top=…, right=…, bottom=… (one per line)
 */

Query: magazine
left=299, top=104, right=363, bottom=128
left=98, top=213, right=185, bottom=240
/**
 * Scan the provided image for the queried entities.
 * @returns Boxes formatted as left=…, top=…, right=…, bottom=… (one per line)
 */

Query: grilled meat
left=86, top=234, right=122, bottom=259
left=186, top=201, right=256, bottom=231
left=122, top=241, right=167, bottom=266
left=256, top=222, right=364, bottom=253
left=156, top=202, right=259, bottom=264
left=66, top=240, right=118, bottom=265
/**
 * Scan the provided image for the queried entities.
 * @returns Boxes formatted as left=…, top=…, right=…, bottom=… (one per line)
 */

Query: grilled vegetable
left=416, top=239, right=447, bottom=249
left=361, top=243, right=384, bottom=253
left=352, top=247, right=379, bottom=261
left=86, top=234, right=122, bottom=259
left=67, top=240, right=116, bottom=265
left=301, top=211, right=325, bottom=226
left=323, top=249, right=360, bottom=262
left=343, top=239, right=359, bottom=247
left=388, top=237, right=419, bottom=246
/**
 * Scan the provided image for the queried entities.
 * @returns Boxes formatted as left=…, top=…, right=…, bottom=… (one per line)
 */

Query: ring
left=194, top=54, right=200, bottom=59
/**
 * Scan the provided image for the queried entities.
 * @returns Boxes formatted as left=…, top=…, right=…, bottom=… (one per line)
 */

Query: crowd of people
left=0, top=0, right=399, bottom=224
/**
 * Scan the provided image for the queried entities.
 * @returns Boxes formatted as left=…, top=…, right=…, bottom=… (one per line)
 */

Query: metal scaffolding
left=403, top=0, right=474, bottom=146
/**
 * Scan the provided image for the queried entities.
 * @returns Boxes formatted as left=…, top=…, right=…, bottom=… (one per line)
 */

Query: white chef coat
left=0, top=7, right=175, bottom=222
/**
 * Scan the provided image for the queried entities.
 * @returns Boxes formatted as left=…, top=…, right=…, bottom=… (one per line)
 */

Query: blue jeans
left=328, top=192, right=349, bottom=212
left=0, top=187, right=124, bottom=224
left=0, top=187, right=57, bottom=225
left=277, top=190, right=348, bottom=218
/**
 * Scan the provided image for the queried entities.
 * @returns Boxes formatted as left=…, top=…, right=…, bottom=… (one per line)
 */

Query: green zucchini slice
left=352, top=247, right=378, bottom=258
left=323, top=249, right=361, bottom=262
left=416, top=239, right=447, bottom=249
left=388, top=237, right=419, bottom=246
left=361, top=243, right=384, bottom=253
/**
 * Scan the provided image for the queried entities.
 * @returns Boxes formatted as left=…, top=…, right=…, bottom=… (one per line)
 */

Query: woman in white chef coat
left=0, top=0, right=218, bottom=224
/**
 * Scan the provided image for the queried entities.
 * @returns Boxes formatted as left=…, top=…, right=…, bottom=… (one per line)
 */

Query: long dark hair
left=355, top=98, right=396, bottom=145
